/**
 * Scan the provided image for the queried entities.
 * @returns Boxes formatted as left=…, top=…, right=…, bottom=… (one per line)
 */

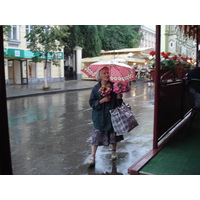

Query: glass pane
left=13, top=25, right=17, bottom=40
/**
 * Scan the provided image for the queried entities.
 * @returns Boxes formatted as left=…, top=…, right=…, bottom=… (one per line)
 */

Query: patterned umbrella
left=81, top=60, right=136, bottom=82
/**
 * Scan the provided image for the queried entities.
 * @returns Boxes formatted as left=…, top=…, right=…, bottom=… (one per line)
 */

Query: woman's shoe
left=87, top=156, right=95, bottom=166
left=111, top=151, right=117, bottom=160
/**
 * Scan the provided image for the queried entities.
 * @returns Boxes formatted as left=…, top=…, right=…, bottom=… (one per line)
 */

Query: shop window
left=28, top=62, right=36, bottom=78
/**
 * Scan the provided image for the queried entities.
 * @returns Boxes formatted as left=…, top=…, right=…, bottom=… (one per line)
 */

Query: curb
left=7, top=86, right=93, bottom=100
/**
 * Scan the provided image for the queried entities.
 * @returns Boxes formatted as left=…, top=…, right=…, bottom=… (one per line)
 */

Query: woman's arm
left=89, top=87, right=103, bottom=110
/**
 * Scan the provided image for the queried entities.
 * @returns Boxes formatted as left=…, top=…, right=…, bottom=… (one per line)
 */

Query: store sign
left=14, top=50, right=20, bottom=57
left=56, top=52, right=64, bottom=60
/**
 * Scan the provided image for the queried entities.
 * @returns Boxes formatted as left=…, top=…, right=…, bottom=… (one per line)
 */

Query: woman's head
left=96, top=67, right=110, bottom=82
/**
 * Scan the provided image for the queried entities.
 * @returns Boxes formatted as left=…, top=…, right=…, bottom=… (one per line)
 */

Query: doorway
left=8, top=59, right=28, bottom=84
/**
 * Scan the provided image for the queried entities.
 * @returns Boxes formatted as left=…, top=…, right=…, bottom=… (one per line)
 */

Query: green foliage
left=102, top=25, right=142, bottom=50
left=161, top=59, right=179, bottom=72
left=65, top=25, right=104, bottom=58
left=25, top=25, right=142, bottom=61
left=25, top=25, right=70, bottom=67
left=65, top=25, right=142, bottom=58
left=31, top=55, right=41, bottom=63
left=2, top=25, right=11, bottom=40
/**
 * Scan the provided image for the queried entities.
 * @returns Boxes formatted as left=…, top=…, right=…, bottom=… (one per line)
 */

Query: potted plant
left=176, top=55, right=194, bottom=78
left=149, top=51, right=194, bottom=81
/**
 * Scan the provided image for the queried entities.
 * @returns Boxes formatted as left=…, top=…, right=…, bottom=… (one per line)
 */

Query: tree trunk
left=44, top=54, right=48, bottom=87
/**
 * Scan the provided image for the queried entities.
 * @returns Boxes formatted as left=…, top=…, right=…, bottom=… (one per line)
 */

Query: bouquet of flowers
left=99, top=84, right=112, bottom=96
left=113, top=82, right=130, bottom=94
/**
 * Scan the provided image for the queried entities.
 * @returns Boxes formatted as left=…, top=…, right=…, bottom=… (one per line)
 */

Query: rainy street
left=7, top=80, right=154, bottom=175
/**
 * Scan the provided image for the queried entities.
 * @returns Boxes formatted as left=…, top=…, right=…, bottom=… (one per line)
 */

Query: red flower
left=172, top=55, right=178, bottom=60
left=150, top=51, right=156, bottom=56
left=181, top=57, right=188, bottom=62
left=161, top=52, right=171, bottom=59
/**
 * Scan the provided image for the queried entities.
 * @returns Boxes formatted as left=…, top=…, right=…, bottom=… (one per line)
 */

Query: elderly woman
left=87, top=67, right=124, bottom=166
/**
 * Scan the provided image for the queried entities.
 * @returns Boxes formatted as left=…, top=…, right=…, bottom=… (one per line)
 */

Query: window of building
left=9, top=25, right=19, bottom=41
left=26, top=25, right=33, bottom=42
left=169, top=41, right=174, bottom=48
left=26, top=25, right=33, bottom=35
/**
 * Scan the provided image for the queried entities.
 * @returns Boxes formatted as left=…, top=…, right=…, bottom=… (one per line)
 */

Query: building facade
left=4, top=25, right=65, bottom=85
left=164, top=25, right=196, bottom=59
left=141, top=25, right=196, bottom=59
left=140, top=25, right=156, bottom=49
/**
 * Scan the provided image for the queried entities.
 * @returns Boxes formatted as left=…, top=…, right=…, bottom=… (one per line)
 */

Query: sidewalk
left=6, top=80, right=96, bottom=99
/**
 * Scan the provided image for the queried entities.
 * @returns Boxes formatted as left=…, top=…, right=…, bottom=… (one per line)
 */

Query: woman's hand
left=99, top=95, right=111, bottom=104
left=117, top=94, right=123, bottom=99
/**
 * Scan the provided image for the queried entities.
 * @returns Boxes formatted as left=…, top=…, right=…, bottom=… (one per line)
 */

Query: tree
left=64, top=25, right=105, bottom=58
left=25, top=25, right=70, bottom=87
left=102, top=25, right=142, bottom=50
left=64, top=25, right=142, bottom=59
left=2, top=25, right=11, bottom=40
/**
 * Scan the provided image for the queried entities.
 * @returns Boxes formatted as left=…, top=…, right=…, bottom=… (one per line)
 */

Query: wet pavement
left=6, top=80, right=96, bottom=99
left=6, top=80, right=154, bottom=175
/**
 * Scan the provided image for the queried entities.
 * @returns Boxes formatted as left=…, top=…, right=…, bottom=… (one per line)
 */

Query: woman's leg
left=111, top=143, right=117, bottom=160
left=111, top=143, right=117, bottom=151
left=92, top=145, right=98, bottom=155
left=88, top=145, right=98, bottom=166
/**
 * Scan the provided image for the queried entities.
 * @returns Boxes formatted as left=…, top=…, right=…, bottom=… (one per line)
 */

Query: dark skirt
left=91, top=128, right=124, bottom=146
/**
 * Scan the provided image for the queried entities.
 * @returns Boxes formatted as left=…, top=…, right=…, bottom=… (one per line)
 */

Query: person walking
left=87, top=67, right=124, bottom=166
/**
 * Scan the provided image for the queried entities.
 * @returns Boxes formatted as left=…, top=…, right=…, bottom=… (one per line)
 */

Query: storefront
left=4, top=48, right=64, bottom=85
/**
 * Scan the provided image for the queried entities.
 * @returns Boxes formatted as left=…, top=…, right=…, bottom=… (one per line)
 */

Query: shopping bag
left=109, top=103, right=138, bottom=135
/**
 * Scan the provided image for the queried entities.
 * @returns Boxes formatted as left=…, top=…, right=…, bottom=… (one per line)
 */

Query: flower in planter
left=161, top=52, right=171, bottom=59
left=177, top=55, right=194, bottom=70
left=149, top=51, right=194, bottom=72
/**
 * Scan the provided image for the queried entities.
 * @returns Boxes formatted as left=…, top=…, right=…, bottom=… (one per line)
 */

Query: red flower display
left=149, top=51, right=194, bottom=71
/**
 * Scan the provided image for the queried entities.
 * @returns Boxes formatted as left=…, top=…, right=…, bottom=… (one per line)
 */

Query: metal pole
left=0, top=26, right=13, bottom=174
left=153, top=25, right=161, bottom=149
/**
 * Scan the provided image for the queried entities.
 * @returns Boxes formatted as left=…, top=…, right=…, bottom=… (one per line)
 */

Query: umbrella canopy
left=81, top=60, right=136, bottom=82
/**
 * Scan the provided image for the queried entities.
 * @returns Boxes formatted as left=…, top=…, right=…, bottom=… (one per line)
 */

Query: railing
left=155, top=73, right=192, bottom=142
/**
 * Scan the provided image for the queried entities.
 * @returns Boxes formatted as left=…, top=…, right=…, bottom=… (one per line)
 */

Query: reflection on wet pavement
left=7, top=80, right=154, bottom=175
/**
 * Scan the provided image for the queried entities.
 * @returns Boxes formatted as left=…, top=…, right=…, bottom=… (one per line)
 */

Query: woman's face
left=99, top=68, right=110, bottom=82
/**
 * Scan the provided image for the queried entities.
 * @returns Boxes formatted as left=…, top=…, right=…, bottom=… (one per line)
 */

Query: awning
left=4, top=48, right=64, bottom=60
left=82, top=53, right=147, bottom=65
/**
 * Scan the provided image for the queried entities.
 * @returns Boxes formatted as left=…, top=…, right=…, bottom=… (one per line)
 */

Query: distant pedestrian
left=87, top=67, right=124, bottom=166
